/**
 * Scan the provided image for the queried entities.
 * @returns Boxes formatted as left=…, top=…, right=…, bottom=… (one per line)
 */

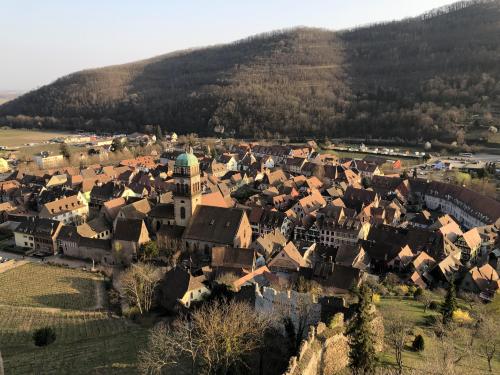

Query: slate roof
left=77, top=216, right=110, bottom=238
left=160, top=267, right=206, bottom=308
left=113, top=218, right=146, bottom=242
left=315, top=264, right=362, bottom=291
left=16, top=217, right=60, bottom=237
left=211, top=246, right=255, bottom=269
left=149, top=203, right=175, bottom=219
left=426, top=180, right=500, bottom=224
left=183, top=206, right=247, bottom=245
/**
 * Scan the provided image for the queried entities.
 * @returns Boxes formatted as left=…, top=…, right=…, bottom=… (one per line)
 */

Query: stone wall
left=255, top=286, right=322, bottom=334
left=283, top=319, right=349, bottom=375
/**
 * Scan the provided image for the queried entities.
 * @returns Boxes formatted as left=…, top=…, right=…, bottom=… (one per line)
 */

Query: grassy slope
left=377, top=296, right=500, bottom=374
left=0, top=263, right=147, bottom=374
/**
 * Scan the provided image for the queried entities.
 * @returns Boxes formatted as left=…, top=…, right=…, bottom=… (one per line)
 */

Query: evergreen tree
left=412, top=334, right=425, bottom=352
left=59, top=143, right=71, bottom=159
left=155, top=125, right=163, bottom=142
left=111, top=138, right=124, bottom=152
left=347, top=284, right=376, bottom=375
left=441, top=274, right=457, bottom=324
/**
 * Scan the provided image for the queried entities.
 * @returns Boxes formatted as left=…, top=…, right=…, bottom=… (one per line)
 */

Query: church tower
left=173, top=147, right=201, bottom=227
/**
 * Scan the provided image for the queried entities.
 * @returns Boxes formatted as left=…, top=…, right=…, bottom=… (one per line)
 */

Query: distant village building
left=14, top=217, right=62, bottom=254
left=39, top=192, right=89, bottom=225
left=425, top=181, right=500, bottom=228
left=34, top=154, right=64, bottom=169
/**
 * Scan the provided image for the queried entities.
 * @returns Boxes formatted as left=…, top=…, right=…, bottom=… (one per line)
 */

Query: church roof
left=183, top=206, right=246, bottom=245
left=175, top=148, right=198, bottom=167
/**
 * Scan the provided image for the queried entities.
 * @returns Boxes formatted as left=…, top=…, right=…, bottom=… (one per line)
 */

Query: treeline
left=1, top=0, right=499, bottom=140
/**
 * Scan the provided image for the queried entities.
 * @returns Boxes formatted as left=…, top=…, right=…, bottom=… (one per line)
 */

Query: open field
left=320, top=148, right=422, bottom=167
left=377, top=296, right=500, bottom=374
left=0, top=263, right=102, bottom=310
left=0, top=262, right=148, bottom=373
left=0, top=128, right=69, bottom=147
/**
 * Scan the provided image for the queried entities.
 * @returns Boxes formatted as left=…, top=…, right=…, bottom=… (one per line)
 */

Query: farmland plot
left=0, top=263, right=101, bottom=310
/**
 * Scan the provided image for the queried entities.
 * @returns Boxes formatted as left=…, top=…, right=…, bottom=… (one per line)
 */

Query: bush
left=384, top=273, right=400, bottom=288
left=33, top=327, right=56, bottom=347
left=412, top=334, right=425, bottom=352
left=429, top=301, right=440, bottom=310
left=328, top=313, right=344, bottom=329
left=453, top=309, right=473, bottom=324
left=364, top=278, right=389, bottom=296
left=413, top=287, right=423, bottom=298
left=394, top=284, right=409, bottom=296
left=123, top=306, right=141, bottom=321
left=372, top=293, right=381, bottom=304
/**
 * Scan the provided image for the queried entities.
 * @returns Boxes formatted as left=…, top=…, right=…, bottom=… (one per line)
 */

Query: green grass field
left=0, top=263, right=148, bottom=374
left=0, top=128, right=69, bottom=147
left=377, top=296, right=500, bottom=374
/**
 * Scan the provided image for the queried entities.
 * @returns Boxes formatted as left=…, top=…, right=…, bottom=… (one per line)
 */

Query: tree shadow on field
left=32, top=275, right=99, bottom=310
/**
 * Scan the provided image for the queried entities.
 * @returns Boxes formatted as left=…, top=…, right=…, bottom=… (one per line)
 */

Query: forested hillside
left=1, top=0, right=500, bottom=141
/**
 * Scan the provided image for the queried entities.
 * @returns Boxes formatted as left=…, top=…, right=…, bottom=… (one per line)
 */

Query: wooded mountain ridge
left=1, top=0, right=500, bottom=142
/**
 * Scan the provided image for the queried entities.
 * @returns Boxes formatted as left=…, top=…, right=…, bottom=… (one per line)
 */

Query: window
left=180, top=207, right=186, bottom=219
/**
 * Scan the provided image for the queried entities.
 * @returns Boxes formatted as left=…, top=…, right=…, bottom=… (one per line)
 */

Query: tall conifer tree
left=347, top=284, right=376, bottom=375
left=441, top=274, right=457, bottom=324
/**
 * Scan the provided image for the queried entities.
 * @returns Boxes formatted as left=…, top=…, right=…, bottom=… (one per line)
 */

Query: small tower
left=173, top=147, right=201, bottom=227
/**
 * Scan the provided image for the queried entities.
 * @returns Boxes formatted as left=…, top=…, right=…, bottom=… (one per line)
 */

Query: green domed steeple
left=175, top=147, right=198, bottom=167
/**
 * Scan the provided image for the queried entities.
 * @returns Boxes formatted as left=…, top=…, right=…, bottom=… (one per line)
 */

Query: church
left=157, top=148, right=252, bottom=258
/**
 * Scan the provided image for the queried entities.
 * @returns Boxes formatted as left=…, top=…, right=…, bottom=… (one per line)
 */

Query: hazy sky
left=1, top=0, right=457, bottom=91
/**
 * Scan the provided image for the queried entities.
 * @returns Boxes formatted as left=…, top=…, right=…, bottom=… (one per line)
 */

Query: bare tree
left=139, top=300, right=270, bottom=375
left=194, top=300, right=270, bottom=374
left=385, top=314, right=411, bottom=374
left=475, top=315, right=498, bottom=373
left=138, top=316, right=199, bottom=375
left=416, top=289, right=432, bottom=312
left=424, top=320, right=474, bottom=374
left=120, top=263, right=162, bottom=314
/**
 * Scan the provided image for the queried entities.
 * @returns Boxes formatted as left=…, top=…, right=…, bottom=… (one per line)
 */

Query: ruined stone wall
left=283, top=319, right=349, bottom=375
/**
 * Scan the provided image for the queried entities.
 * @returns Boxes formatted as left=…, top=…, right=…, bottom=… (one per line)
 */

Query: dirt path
left=0, top=260, right=28, bottom=274
left=92, top=279, right=105, bottom=310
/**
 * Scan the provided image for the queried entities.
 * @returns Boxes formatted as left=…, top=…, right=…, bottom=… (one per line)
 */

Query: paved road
left=0, top=250, right=91, bottom=269
left=0, top=250, right=35, bottom=262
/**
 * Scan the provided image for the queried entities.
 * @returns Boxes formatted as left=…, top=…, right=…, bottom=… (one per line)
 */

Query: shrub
left=328, top=313, right=344, bottom=329
left=372, top=293, right=381, bottom=304
left=395, top=285, right=409, bottom=296
left=453, top=309, right=473, bottom=324
left=429, top=301, right=439, bottom=310
left=123, top=306, right=141, bottom=321
left=412, top=334, right=425, bottom=352
left=365, top=278, right=389, bottom=296
left=384, top=273, right=400, bottom=288
left=413, top=287, right=423, bottom=298
left=33, top=327, right=56, bottom=347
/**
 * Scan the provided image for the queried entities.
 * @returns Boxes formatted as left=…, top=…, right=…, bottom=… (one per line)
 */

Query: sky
left=1, top=0, right=458, bottom=91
